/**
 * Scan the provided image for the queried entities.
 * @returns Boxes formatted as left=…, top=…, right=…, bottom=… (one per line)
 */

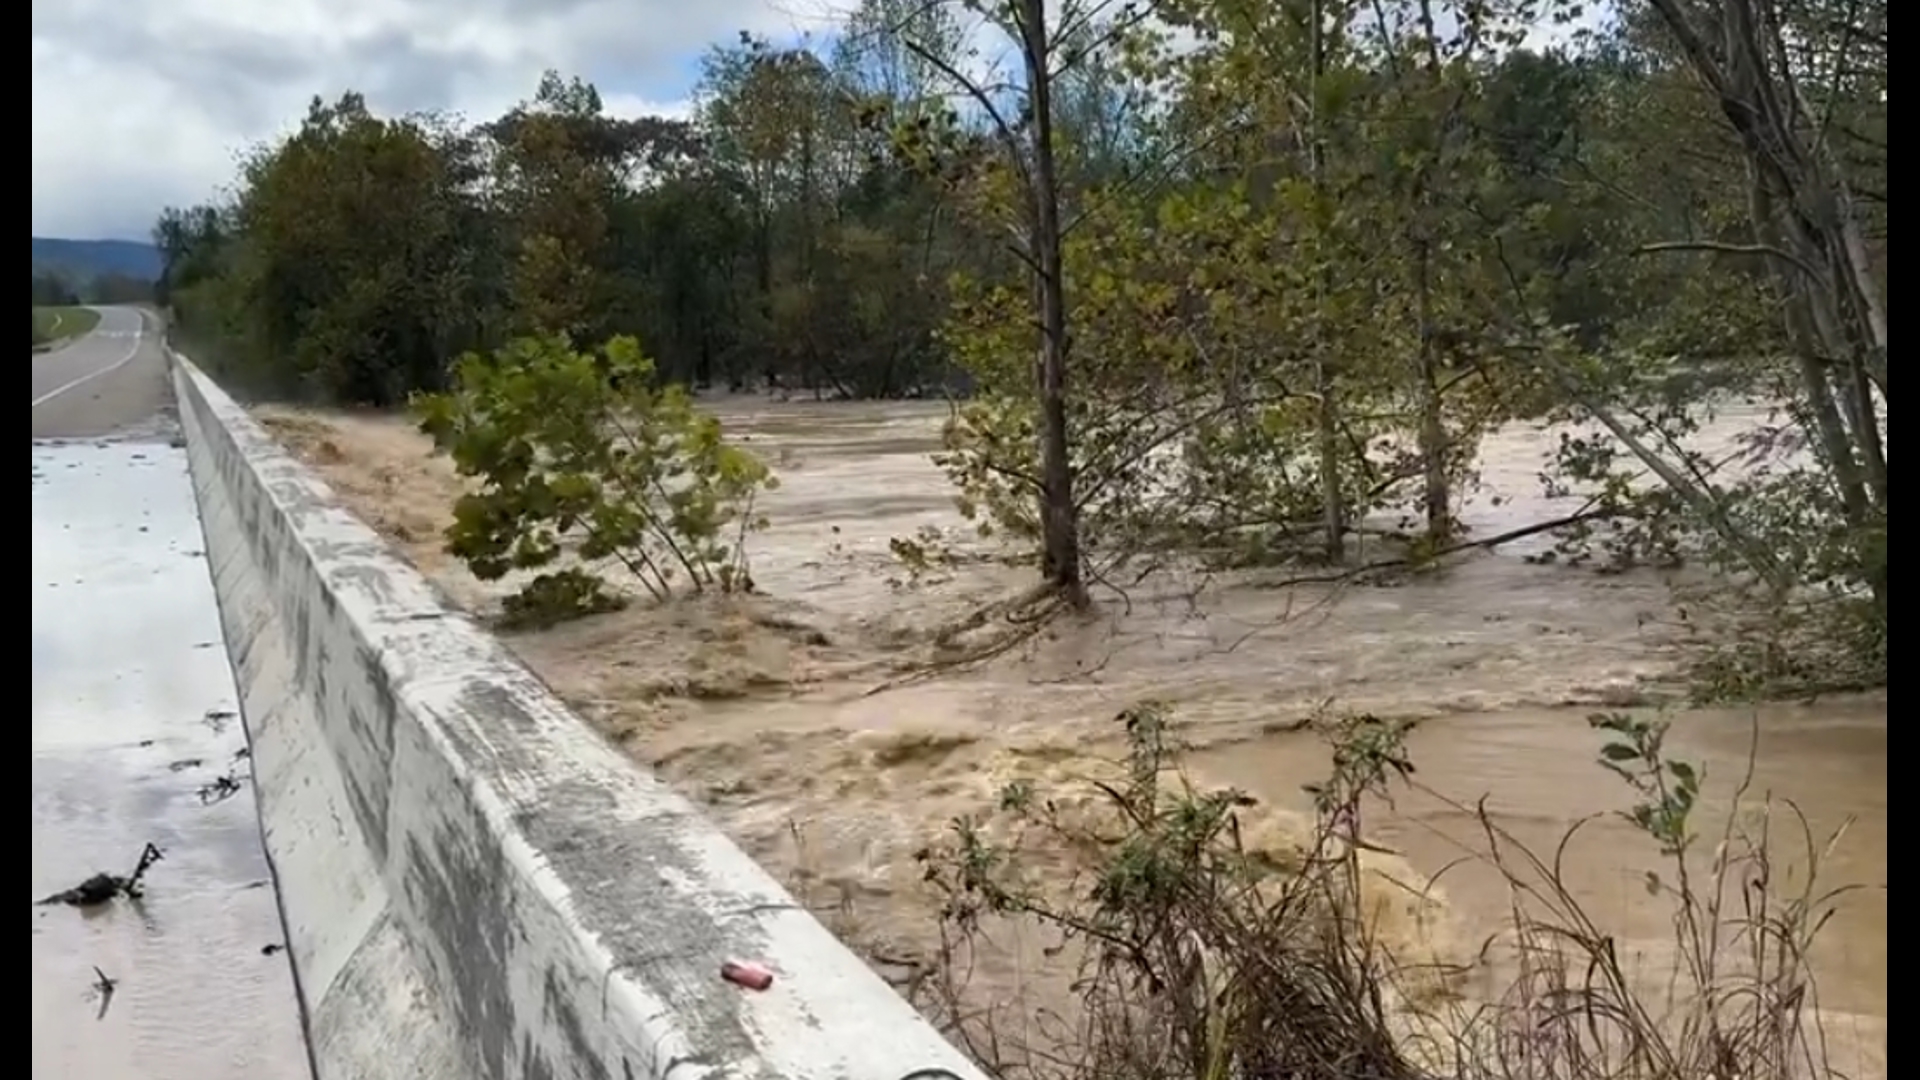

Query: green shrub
left=413, top=334, right=777, bottom=622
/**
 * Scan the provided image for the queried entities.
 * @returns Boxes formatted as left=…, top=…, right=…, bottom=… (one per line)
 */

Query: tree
left=229, top=93, right=481, bottom=403
left=1511, top=0, right=1888, bottom=690
left=485, top=72, right=683, bottom=344
left=157, top=66, right=985, bottom=406
left=86, top=272, right=156, bottom=305
left=31, top=272, right=81, bottom=308
left=890, top=0, right=1155, bottom=608
left=934, top=0, right=1568, bottom=575
left=1638, top=0, right=1886, bottom=590
left=413, top=334, right=779, bottom=624
left=144, top=19, right=1888, bottom=690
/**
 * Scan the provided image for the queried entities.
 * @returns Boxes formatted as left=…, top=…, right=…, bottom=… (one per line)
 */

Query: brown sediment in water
left=251, top=398, right=1886, bottom=1077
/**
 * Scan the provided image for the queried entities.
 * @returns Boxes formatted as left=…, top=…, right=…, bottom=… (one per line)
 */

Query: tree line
left=32, top=271, right=151, bottom=345
left=157, top=0, right=1885, bottom=692
left=32, top=270, right=155, bottom=308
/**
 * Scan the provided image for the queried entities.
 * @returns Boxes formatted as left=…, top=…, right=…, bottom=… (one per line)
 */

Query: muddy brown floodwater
left=254, top=396, right=1886, bottom=1078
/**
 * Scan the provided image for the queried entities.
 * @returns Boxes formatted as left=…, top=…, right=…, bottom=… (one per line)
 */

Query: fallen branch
left=1248, top=506, right=1626, bottom=591
left=1634, top=238, right=1823, bottom=280
left=37, top=843, right=166, bottom=908
left=864, top=583, right=1071, bottom=696
left=91, top=967, right=118, bottom=1021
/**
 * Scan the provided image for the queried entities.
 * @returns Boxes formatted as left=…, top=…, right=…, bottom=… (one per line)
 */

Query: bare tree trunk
left=1017, top=0, right=1087, bottom=606
left=1309, top=0, right=1345, bottom=562
left=1713, top=0, right=1886, bottom=616
left=1552, top=375, right=1793, bottom=592
left=1645, top=0, right=1887, bottom=397
left=1406, top=0, right=1457, bottom=547
left=1314, top=360, right=1344, bottom=561
left=1413, top=240, right=1451, bottom=541
left=1752, top=179, right=1873, bottom=529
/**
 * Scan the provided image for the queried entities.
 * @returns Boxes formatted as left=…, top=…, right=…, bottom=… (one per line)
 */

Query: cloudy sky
left=31, top=0, right=842, bottom=241
left=32, top=0, right=1606, bottom=243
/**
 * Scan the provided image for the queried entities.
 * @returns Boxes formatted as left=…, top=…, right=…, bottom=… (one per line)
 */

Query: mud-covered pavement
left=254, top=394, right=1886, bottom=1077
left=32, top=313, right=310, bottom=1079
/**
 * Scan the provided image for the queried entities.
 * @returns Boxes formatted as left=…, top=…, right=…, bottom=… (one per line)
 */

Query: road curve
left=32, top=309, right=314, bottom=1077
left=31, top=306, right=174, bottom=440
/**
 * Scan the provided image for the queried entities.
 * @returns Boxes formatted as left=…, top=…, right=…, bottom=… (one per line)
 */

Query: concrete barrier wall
left=170, top=352, right=988, bottom=1080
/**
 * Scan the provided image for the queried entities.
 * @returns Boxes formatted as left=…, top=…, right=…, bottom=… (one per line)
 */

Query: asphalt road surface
left=31, top=305, right=174, bottom=439
left=32, top=309, right=313, bottom=1078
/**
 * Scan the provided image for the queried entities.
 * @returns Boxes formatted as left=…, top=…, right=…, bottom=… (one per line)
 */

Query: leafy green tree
left=883, top=0, right=1154, bottom=607
left=85, top=272, right=156, bottom=305
left=485, top=72, right=683, bottom=344
left=412, top=335, right=779, bottom=624
left=142, top=13, right=1888, bottom=692
left=228, top=93, right=483, bottom=403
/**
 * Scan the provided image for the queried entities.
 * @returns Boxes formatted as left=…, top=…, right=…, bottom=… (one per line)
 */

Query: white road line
left=32, top=311, right=144, bottom=409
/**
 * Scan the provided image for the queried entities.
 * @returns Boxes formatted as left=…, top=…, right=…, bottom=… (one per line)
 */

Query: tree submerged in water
left=145, top=0, right=1885, bottom=695
left=412, top=334, right=778, bottom=628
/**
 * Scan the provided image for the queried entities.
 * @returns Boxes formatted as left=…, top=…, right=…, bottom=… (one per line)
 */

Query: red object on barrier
left=721, top=960, right=775, bottom=991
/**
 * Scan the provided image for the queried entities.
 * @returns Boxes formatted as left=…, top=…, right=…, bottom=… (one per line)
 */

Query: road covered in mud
left=31, top=311, right=311, bottom=1078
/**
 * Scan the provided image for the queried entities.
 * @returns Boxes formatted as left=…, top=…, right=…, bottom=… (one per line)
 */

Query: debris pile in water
left=37, top=842, right=166, bottom=907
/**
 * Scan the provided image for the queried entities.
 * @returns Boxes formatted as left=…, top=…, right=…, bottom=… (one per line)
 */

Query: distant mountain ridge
left=32, top=237, right=163, bottom=283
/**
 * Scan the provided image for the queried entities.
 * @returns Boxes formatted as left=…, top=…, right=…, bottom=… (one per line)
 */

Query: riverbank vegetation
left=907, top=703, right=1865, bottom=1080
left=156, top=0, right=1885, bottom=697
left=159, top=0, right=1884, bottom=1073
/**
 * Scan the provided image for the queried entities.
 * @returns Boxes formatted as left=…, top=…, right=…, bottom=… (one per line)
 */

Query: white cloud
left=31, top=0, right=1614, bottom=241
left=30, top=0, right=829, bottom=239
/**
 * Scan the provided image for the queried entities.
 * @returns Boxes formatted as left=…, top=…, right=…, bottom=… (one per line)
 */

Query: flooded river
left=256, top=396, right=1886, bottom=1077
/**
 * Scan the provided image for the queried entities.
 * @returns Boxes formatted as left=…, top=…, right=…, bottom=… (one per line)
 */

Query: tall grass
left=907, top=706, right=1872, bottom=1080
